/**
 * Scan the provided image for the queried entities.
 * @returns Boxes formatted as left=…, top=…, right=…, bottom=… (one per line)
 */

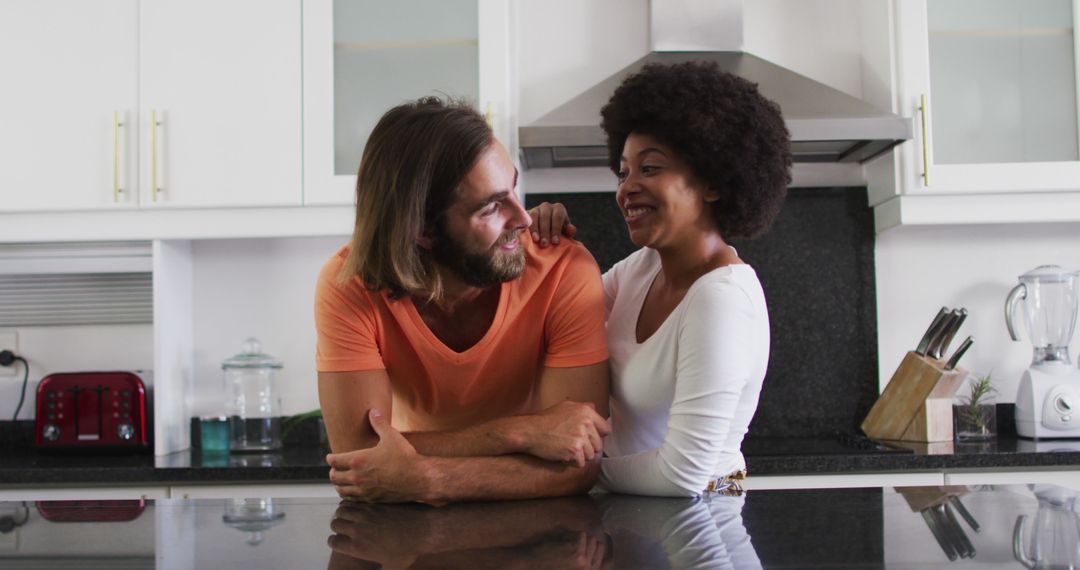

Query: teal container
left=200, top=416, right=231, bottom=453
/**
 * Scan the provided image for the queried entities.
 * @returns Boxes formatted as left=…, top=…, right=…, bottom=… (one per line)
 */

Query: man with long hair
left=315, top=97, right=610, bottom=503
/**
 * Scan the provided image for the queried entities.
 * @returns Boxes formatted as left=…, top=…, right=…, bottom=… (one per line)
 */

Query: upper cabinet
left=0, top=0, right=302, bottom=213
left=896, top=0, right=1080, bottom=194
left=0, top=0, right=139, bottom=211
left=875, top=0, right=1080, bottom=230
left=302, top=0, right=511, bottom=205
left=139, top=0, right=302, bottom=208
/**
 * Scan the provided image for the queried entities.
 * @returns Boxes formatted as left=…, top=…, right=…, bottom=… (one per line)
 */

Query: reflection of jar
left=222, top=498, right=286, bottom=546
left=223, top=338, right=283, bottom=452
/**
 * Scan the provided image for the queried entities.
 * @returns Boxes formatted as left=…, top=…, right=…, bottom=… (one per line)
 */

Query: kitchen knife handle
left=919, top=93, right=930, bottom=187
left=926, top=311, right=958, bottom=360
left=151, top=110, right=163, bottom=202
left=945, top=336, right=974, bottom=371
left=916, top=307, right=950, bottom=356
left=112, top=111, right=124, bottom=203
left=936, top=308, right=967, bottom=360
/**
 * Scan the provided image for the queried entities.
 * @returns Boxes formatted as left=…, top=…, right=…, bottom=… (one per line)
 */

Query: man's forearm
left=403, top=415, right=527, bottom=457
left=414, top=453, right=599, bottom=503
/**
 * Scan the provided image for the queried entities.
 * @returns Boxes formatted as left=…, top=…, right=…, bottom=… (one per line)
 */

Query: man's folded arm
left=319, top=362, right=610, bottom=502
left=319, top=361, right=610, bottom=461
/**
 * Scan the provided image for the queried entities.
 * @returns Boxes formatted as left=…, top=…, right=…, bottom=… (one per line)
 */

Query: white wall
left=744, top=0, right=866, bottom=99
left=188, top=236, right=347, bottom=418
left=0, top=324, right=153, bottom=421
left=515, top=0, right=650, bottom=126
left=876, top=224, right=1080, bottom=401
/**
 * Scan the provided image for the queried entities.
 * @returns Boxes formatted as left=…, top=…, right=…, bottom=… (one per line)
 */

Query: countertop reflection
left=2, top=484, right=1078, bottom=568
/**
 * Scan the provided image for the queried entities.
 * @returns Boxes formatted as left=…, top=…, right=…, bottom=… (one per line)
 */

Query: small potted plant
left=282, top=409, right=326, bottom=449
left=953, top=372, right=997, bottom=441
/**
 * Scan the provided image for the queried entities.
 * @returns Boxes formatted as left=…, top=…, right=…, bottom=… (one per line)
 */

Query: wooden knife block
left=897, top=486, right=969, bottom=512
left=861, top=352, right=967, bottom=443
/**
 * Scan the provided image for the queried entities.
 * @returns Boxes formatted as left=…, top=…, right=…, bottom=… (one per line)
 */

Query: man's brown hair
left=340, top=96, right=493, bottom=302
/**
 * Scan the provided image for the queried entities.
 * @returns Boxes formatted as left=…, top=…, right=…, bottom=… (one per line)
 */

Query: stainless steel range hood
left=519, top=1, right=912, bottom=170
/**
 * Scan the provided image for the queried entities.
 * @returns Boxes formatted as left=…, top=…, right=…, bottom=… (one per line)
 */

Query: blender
left=1014, top=484, right=1080, bottom=568
left=1006, top=265, right=1080, bottom=439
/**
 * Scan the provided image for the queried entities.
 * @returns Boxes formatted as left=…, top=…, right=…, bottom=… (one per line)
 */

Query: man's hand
left=326, top=409, right=436, bottom=504
left=516, top=401, right=611, bottom=467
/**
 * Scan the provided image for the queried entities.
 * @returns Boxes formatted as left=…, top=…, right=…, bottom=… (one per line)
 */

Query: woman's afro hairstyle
left=600, top=61, right=792, bottom=239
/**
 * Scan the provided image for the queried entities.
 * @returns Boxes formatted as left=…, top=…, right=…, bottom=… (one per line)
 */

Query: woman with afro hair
left=529, top=61, right=791, bottom=497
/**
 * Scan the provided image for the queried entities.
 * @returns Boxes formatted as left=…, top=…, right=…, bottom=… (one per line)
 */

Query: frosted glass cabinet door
left=928, top=0, right=1078, bottom=165
left=139, top=0, right=303, bottom=208
left=896, top=0, right=1080, bottom=193
left=303, top=0, right=510, bottom=205
left=0, top=0, right=139, bottom=211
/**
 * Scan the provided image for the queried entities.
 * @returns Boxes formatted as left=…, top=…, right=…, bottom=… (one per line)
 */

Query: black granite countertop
left=2, top=433, right=1078, bottom=487
left=2, top=484, right=1075, bottom=567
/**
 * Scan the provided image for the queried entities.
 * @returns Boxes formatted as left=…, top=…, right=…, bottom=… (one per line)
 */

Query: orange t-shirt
left=314, top=236, right=609, bottom=432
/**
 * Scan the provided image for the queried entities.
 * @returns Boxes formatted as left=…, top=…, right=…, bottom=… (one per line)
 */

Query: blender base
left=1015, top=367, right=1080, bottom=439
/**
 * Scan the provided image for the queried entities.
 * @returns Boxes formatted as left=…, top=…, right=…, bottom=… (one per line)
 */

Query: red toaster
left=35, top=372, right=151, bottom=452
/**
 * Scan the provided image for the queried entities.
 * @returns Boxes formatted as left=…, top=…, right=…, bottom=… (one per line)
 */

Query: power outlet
left=0, top=331, right=18, bottom=378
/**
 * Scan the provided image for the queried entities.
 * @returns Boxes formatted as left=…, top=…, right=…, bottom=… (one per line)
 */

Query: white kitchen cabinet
left=302, top=0, right=512, bottom=205
left=139, top=0, right=302, bottom=208
left=0, top=0, right=139, bottom=211
left=170, top=483, right=337, bottom=499
left=944, top=468, right=1080, bottom=487
left=0, top=0, right=302, bottom=214
left=0, top=486, right=167, bottom=501
left=875, top=0, right=1080, bottom=231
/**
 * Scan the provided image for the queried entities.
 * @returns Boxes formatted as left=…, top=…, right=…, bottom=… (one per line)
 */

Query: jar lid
left=222, top=338, right=283, bottom=369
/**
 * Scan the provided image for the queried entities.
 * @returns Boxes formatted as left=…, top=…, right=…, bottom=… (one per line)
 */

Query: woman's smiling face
left=615, top=132, right=719, bottom=249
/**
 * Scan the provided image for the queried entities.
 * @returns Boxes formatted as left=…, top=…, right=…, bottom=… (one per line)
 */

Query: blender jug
left=1014, top=485, right=1080, bottom=569
left=1005, top=265, right=1079, bottom=368
left=224, top=338, right=283, bottom=451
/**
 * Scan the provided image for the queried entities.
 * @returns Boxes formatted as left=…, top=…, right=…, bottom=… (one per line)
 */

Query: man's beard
left=430, top=227, right=526, bottom=288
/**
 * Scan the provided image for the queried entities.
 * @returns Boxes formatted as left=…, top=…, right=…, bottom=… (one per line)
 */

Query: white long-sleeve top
left=598, top=247, right=769, bottom=497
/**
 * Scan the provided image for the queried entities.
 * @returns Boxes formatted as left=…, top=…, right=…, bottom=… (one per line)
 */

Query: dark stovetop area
left=743, top=432, right=914, bottom=457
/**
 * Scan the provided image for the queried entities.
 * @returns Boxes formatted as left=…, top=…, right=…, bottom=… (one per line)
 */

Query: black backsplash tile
left=527, top=188, right=878, bottom=437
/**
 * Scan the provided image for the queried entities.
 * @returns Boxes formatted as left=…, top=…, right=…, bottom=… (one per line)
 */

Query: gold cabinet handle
left=151, top=110, right=163, bottom=201
left=112, top=111, right=125, bottom=202
left=919, top=94, right=929, bottom=187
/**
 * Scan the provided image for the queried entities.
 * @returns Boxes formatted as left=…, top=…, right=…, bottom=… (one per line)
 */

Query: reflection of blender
left=1006, top=266, right=1080, bottom=439
left=1014, top=484, right=1080, bottom=569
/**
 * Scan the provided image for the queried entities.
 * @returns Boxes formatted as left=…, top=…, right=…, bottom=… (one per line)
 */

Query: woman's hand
left=528, top=202, right=576, bottom=247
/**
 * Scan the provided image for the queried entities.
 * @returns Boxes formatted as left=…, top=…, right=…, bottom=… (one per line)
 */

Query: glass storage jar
left=223, top=338, right=284, bottom=452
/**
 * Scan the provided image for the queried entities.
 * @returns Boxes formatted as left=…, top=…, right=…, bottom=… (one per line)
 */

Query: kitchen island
left=1, top=433, right=1078, bottom=498
left=0, top=483, right=1074, bottom=568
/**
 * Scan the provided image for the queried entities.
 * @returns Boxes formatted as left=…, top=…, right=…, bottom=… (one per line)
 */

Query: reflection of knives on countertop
left=933, top=308, right=968, bottom=360
left=941, top=503, right=976, bottom=558
left=945, top=336, right=974, bottom=371
left=949, top=496, right=980, bottom=532
left=916, top=307, right=951, bottom=356
left=923, top=507, right=958, bottom=561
